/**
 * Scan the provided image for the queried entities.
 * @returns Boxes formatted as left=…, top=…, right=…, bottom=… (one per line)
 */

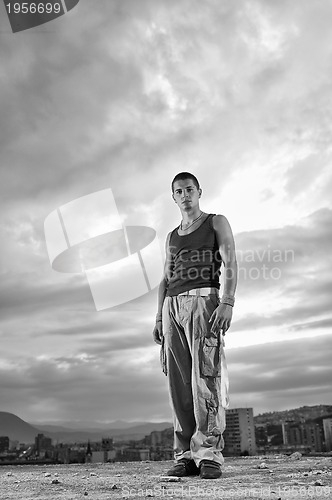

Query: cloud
left=1, top=0, right=332, bottom=421
left=231, top=208, right=332, bottom=335
left=227, top=333, right=332, bottom=414
left=285, top=154, right=330, bottom=198
left=0, top=347, right=172, bottom=422
left=1, top=332, right=330, bottom=422
left=290, top=318, right=332, bottom=332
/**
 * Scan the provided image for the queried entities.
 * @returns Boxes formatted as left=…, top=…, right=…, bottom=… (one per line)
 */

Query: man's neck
left=181, top=207, right=202, bottom=223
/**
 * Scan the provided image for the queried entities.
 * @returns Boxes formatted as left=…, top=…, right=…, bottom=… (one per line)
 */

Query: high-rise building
left=0, top=436, right=10, bottom=453
left=223, top=408, right=257, bottom=456
left=35, top=433, right=52, bottom=456
left=149, top=428, right=173, bottom=461
left=102, top=437, right=113, bottom=451
left=282, top=422, right=323, bottom=452
left=323, top=418, right=332, bottom=451
left=301, top=423, right=323, bottom=452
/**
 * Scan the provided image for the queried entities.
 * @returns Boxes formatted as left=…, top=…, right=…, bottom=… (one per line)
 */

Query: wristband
left=221, top=295, right=235, bottom=307
left=156, top=314, right=162, bottom=322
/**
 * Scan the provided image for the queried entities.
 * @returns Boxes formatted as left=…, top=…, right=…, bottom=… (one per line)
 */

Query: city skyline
left=0, top=0, right=331, bottom=423
left=1, top=403, right=331, bottom=441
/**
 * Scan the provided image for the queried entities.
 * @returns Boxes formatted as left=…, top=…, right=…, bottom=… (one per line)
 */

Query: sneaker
left=167, top=459, right=199, bottom=477
left=199, top=460, right=222, bottom=479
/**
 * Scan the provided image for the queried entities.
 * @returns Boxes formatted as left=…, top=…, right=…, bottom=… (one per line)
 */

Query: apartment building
left=223, top=408, right=257, bottom=456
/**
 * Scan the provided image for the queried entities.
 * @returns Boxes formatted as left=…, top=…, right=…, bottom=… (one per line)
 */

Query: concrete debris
left=1, top=456, right=331, bottom=498
left=289, top=452, right=302, bottom=460
left=159, top=476, right=182, bottom=482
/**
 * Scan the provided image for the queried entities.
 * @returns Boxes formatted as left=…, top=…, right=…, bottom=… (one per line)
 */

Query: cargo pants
left=161, top=293, right=229, bottom=467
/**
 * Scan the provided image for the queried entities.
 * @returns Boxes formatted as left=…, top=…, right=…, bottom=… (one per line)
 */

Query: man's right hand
left=153, top=321, right=163, bottom=345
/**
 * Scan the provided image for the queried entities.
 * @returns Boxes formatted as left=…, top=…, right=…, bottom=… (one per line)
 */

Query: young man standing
left=153, top=172, right=237, bottom=479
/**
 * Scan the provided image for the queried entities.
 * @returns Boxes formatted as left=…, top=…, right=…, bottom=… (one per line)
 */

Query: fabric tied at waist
left=160, top=335, right=167, bottom=376
left=220, top=336, right=229, bottom=409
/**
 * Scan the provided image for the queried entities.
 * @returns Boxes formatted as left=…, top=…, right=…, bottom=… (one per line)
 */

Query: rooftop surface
left=1, top=455, right=331, bottom=500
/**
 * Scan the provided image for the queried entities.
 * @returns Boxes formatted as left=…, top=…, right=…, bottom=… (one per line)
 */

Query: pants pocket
left=206, top=397, right=222, bottom=437
left=200, top=335, right=221, bottom=377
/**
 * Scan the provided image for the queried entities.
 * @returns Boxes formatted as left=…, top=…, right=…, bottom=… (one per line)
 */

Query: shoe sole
left=200, top=472, right=222, bottom=479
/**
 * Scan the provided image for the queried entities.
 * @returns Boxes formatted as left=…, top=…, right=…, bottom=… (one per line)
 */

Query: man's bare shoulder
left=165, top=230, right=173, bottom=246
left=212, top=214, right=230, bottom=230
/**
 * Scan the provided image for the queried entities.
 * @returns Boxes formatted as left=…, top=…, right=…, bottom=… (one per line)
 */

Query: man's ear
left=198, top=188, right=202, bottom=197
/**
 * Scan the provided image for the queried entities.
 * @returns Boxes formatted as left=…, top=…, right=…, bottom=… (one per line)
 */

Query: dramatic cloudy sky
left=1, top=0, right=331, bottom=426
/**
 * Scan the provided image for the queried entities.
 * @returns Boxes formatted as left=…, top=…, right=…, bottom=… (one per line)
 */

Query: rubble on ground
left=0, top=455, right=331, bottom=500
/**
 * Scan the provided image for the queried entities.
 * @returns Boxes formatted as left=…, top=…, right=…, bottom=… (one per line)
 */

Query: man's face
left=172, top=179, right=201, bottom=210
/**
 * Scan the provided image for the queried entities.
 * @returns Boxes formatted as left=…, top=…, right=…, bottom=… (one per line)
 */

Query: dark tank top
left=166, top=213, right=222, bottom=296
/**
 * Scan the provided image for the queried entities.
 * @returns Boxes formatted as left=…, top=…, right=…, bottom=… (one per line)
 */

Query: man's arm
left=153, top=232, right=172, bottom=344
left=210, top=215, right=238, bottom=334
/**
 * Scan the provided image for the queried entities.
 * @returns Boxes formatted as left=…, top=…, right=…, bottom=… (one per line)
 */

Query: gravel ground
left=0, top=455, right=331, bottom=500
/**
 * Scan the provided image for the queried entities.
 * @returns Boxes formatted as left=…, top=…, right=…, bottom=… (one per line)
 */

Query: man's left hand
left=209, top=303, right=233, bottom=336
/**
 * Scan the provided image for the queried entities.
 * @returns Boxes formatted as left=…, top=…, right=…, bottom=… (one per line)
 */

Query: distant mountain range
left=30, top=419, right=150, bottom=431
left=0, top=412, right=172, bottom=445
left=2, top=404, right=331, bottom=446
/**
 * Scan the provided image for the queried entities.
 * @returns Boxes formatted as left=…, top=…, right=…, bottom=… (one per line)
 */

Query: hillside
left=38, top=421, right=173, bottom=444
left=254, top=404, right=332, bottom=425
left=0, top=412, right=172, bottom=444
left=31, top=419, right=149, bottom=431
left=0, top=412, right=40, bottom=444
